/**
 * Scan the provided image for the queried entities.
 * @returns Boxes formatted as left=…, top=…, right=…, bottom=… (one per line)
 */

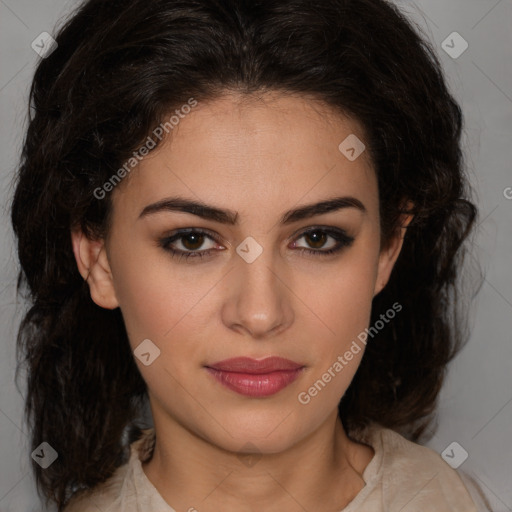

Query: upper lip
left=206, top=356, right=304, bottom=374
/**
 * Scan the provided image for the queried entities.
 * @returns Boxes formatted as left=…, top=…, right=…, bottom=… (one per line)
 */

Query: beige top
left=64, top=424, right=491, bottom=512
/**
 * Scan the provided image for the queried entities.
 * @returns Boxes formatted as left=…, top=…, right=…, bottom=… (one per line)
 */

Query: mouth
left=204, top=356, right=305, bottom=397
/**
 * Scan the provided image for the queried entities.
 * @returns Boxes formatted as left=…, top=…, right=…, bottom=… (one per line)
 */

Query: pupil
left=307, top=231, right=325, bottom=249
left=183, top=233, right=204, bottom=250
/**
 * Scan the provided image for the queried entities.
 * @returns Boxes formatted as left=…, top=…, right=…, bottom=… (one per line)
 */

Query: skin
left=72, top=91, right=412, bottom=512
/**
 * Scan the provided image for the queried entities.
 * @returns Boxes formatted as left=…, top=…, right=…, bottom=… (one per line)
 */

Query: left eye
left=293, top=229, right=339, bottom=251
left=289, top=227, right=355, bottom=256
left=159, top=227, right=354, bottom=262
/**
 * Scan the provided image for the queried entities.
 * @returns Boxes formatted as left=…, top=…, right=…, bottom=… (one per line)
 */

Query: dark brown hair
left=11, top=0, right=479, bottom=509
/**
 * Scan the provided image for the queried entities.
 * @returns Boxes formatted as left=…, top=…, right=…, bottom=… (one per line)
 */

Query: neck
left=142, top=409, right=374, bottom=512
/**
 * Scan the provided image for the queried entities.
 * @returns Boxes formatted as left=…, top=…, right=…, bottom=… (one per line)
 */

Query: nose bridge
left=226, top=235, right=292, bottom=337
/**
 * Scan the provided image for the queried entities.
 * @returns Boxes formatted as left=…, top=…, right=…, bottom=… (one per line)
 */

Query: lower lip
left=205, top=367, right=304, bottom=397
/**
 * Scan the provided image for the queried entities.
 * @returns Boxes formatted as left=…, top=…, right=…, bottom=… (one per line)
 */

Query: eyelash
left=158, top=227, right=355, bottom=262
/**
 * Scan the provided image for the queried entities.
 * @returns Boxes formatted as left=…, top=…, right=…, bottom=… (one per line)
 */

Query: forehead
left=111, top=91, right=378, bottom=222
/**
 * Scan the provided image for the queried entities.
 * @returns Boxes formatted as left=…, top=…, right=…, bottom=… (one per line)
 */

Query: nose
left=221, top=244, right=294, bottom=340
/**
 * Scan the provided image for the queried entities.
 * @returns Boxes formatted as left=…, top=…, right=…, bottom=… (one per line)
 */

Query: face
left=73, top=91, right=406, bottom=454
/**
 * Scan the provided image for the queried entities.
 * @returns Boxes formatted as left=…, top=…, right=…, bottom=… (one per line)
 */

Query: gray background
left=0, top=0, right=511, bottom=510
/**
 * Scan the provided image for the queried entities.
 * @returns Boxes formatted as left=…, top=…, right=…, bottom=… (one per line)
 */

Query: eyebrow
left=138, top=195, right=366, bottom=225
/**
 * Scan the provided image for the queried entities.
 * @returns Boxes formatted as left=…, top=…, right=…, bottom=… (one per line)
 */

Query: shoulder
left=352, top=424, right=489, bottom=512
left=63, top=429, right=156, bottom=512
left=62, top=463, right=131, bottom=512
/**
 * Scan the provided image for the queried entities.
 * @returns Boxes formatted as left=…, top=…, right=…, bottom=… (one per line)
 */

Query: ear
left=373, top=205, right=414, bottom=297
left=71, top=229, right=119, bottom=309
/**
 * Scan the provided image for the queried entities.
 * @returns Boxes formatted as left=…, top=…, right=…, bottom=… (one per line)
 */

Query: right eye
left=158, top=229, right=224, bottom=261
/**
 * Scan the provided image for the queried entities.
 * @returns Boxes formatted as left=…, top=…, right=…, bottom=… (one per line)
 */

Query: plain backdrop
left=0, top=0, right=511, bottom=511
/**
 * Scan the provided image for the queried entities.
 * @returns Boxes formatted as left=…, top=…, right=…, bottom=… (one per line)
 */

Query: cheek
left=295, top=261, right=378, bottom=411
left=297, top=243, right=379, bottom=397
left=108, top=238, right=209, bottom=345
left=309, top=249, right=379, bottom=337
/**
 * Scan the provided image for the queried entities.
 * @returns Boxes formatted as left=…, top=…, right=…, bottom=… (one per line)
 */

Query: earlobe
left=71, top=229, right=119, bottom=310
left=374, top=210, right=414, bottom=297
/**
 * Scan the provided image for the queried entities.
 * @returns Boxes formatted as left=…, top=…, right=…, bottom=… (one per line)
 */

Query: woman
left=11, top=0, right=490, bottom=510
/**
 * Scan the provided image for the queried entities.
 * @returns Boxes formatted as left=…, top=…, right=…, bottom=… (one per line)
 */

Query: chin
left=198, top=411, right=309, bottom=455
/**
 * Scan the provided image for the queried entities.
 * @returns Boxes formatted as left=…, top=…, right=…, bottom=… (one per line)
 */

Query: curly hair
left=11, top=0, right=479, bottom=510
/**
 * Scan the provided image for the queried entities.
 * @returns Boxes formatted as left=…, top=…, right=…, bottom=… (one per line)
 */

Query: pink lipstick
left=205, top=356, right=305, bottom=397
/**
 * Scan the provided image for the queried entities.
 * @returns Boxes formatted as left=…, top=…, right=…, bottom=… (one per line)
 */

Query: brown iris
left=181, top=232, right=206, bottom=250
left=304, top=230, right=327, bottom=249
